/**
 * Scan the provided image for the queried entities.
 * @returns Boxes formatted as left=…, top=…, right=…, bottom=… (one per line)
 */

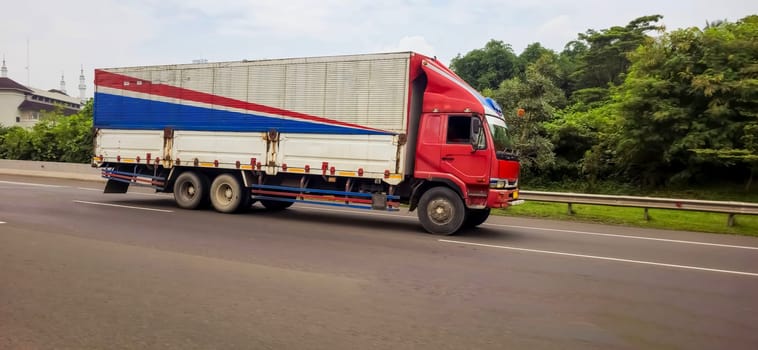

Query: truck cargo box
left=95, top=52, right=415, bottom=178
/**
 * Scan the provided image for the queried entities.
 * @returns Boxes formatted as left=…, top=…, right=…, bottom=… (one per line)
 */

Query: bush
left=0, top=101, right=93, bottom=163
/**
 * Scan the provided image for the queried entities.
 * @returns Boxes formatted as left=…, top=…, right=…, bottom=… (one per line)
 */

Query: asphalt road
left=1, top=174, right=757, bottom=349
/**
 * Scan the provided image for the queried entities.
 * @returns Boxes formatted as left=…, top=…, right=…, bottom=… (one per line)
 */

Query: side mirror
left=471, top=118, right=483, bottom=150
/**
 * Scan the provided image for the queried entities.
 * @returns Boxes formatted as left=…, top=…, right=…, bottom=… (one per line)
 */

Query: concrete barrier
left=0, top=159, right=103, bottom=182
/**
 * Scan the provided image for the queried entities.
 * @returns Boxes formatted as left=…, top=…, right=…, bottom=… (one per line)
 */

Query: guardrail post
left=644, top=208, right=650, bottom=221
left=567, top=203, right=574, bottom=215
left=728, top=214, right=736, bottom=227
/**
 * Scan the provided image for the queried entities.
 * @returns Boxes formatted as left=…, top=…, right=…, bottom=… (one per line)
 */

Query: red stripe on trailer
left=95, top=70, right=390, bottom=133
left=105, top=172, right=165, bottom=186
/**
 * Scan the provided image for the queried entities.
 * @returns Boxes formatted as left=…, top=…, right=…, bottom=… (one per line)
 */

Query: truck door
left=440, top=115, right=490, bottom=185
left=414, top=114, right=443, bottom=173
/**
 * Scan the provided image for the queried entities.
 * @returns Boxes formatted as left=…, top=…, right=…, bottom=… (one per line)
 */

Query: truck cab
left=408, top=56, right=521, bottom=234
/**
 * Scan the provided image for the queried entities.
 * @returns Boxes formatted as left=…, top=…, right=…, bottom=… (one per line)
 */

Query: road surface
left=1, top=175, right=757, bottom=349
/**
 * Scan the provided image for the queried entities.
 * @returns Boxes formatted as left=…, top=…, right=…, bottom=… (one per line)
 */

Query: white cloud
left=1, top=0, right=157, bottom=95
left=382, top=36, right=437, bottom=57
left=1, top=0, right=756, bottom=96
left=536, top=15, right=578, bottom=50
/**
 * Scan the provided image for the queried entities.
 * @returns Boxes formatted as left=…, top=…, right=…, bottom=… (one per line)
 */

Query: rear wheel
left=260, top=199, right=294, bottom=211
left=417, top=187, right=465, bottom=235
left=173, top=171, right=209, bottom=209
left=210, top=174, right=245, bottom=213
left=464, top=208, right=491, bottom=228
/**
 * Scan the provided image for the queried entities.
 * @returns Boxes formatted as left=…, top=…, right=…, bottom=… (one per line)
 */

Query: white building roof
left=30, top=87, right=82, bottom=105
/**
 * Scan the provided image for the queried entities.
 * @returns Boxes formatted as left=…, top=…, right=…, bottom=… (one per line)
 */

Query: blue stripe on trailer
left=251, top=184, right=400, bottom=200
left=94, top=93, right=392, bottom=135
left=253, top=195, right=400, bottom=211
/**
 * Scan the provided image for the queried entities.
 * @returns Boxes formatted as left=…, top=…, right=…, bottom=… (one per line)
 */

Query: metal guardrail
left=519, top=190, right=758, bottom=226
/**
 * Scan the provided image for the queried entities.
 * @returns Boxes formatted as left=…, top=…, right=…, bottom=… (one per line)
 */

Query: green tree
left=450, top=39, right=522, bottom=91
left=491, top=60, right=567, bottom=179
left=0, top=100, right=93, bottom=163
left=614, top=15, right=758, bottom=187
left=571, top=15, right=664, bottom=91
left=0, top=126, right=33, bottom=159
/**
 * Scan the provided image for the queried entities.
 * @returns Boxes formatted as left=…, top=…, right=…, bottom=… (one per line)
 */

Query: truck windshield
left=486, top=115, right=512, bottom=151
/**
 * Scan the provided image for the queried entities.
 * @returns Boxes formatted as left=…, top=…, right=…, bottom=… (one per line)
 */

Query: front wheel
left=417, top=187, right=466, bottom=235
left=209, top=174, right=246, bottom=213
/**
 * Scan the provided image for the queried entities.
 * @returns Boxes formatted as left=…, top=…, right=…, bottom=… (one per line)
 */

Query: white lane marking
left=0, top=180, right=64, bottom=188
left=293, top=206, right=758, bottom=251
left=439, top=239, right=758, bottom=277
left=483, top=223, right=758, bottom=251
left=73, top=200, right=173, bottom=213
left=0, top=221, right=6, bottom=224
left=77, top=187, right=167, bottom=197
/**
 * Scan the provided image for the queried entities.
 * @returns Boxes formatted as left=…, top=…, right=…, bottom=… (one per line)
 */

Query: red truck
left=93, top=52, right=522, bottom=235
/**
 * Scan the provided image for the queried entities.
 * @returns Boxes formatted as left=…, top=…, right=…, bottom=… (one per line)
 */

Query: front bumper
left=487, top=188, right=523, bottom=208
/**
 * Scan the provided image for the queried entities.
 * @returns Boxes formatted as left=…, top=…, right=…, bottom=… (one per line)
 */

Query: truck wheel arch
left=408, top=179, right=464, bottom=212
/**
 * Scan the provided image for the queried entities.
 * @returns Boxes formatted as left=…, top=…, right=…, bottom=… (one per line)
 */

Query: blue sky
left=1, top=0, right=756, bottom=97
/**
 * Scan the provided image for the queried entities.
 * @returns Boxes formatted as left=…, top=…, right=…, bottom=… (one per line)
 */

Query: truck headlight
left=490, top=180, right=506, bottom=189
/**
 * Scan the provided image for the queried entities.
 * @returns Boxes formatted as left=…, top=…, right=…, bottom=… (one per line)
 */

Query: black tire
left=260, top=199, right=294, bottom=211
left=417, top=187, right=466, bottom=235
left=464, top=208, right=491, bottom=228
left=173, top=171, right=209, bottom=209
left=209, top=174, right=245, bottom=213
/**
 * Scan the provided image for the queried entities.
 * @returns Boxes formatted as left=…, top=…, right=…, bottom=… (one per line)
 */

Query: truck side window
left=447, top=116, right=471, bottom=144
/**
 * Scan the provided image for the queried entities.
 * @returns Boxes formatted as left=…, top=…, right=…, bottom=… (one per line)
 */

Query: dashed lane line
left=482, top=223, right=758, bottom=251
left=293, top=205, right=758, bottom=251
left=73, top=200, right=173, bottom=213
left=0, top=180, right=64, bottom=188
left=439, top=239, right=758, bottom=277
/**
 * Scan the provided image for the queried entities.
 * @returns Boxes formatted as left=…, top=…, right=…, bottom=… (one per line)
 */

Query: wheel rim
left=215, top=183, right=234, bottom=205
left=181, top=182, right=196, bottom=200
left=427, top=198, right=454, bottom=225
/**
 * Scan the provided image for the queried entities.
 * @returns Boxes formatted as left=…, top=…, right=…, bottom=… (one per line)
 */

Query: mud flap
left=104, top=179, right=129, bottom=193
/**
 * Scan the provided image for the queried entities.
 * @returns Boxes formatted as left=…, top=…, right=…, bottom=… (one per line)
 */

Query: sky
left=1, top=0, right=756, bottom=97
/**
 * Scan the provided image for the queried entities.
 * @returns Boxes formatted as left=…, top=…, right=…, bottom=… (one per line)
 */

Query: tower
left=78, top=66, right=86, bottom=101
left=60, top=73, right=67, bottom=94
left=1, top=55, right=7, bottom=78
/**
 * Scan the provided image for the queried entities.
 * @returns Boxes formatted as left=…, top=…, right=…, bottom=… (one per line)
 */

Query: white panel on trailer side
left=172, top=131, right=267, bottom=169
left=96, top=129, right=163, bottom=163
left=277, top=134, right=398, bottom=177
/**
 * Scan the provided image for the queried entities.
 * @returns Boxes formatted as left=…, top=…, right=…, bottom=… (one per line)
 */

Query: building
left=0, top=58, right=85, bottom=128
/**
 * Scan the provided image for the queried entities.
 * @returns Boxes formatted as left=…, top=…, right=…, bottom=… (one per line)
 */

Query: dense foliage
left=0, top=100, right=93, bottom=163
left=451, top=15, right=758, bottom=191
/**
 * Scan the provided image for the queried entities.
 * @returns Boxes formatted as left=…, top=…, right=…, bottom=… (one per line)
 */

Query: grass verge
left=494, top=201, right=758, bottom=237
